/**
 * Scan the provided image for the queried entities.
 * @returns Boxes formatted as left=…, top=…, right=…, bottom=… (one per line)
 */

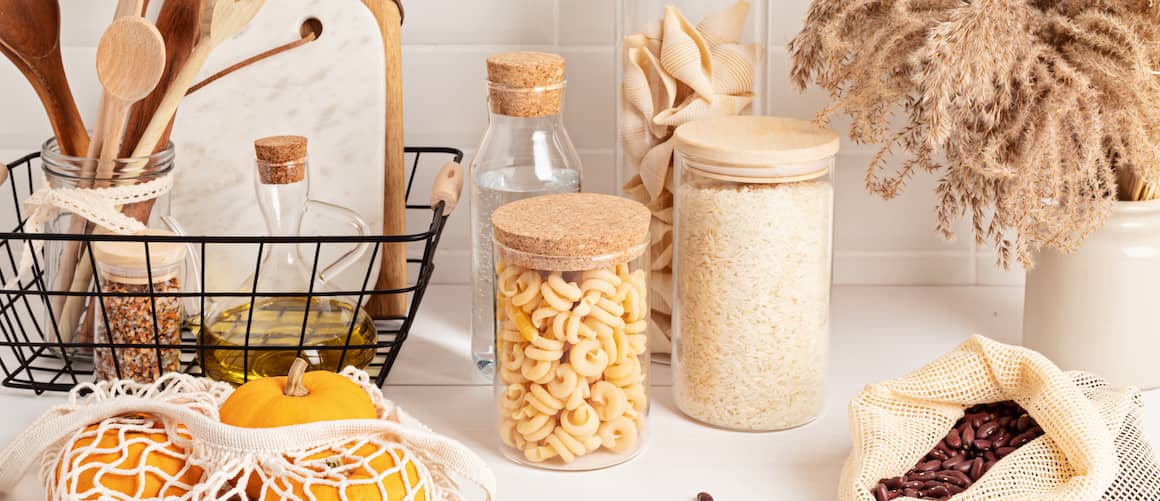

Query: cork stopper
left=492, top=193, right=651, bottom=271
left=486, top=52, right=566, bottom=118
left=254, top=135, right=308, bottom=184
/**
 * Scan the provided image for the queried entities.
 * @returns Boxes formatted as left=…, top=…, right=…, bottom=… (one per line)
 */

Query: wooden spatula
left=0, top=0, right=88, bottom=155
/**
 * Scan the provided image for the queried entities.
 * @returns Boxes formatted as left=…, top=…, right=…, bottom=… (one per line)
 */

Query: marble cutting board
left=170, top=0, right=386, bottom=292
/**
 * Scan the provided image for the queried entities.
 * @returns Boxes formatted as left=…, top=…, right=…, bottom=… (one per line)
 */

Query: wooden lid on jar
left=92, top=229, right=186, bottom=284
left=492, top=193, right=650, bottom=271
left=486, top=51, right=565, bottom=118
left=674, top=116, right=839, bottom=182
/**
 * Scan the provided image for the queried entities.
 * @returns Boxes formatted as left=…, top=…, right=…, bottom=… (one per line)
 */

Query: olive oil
left=200, top=296, right=376, bottom=385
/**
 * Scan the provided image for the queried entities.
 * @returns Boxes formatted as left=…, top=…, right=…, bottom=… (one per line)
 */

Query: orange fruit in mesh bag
left=54, top=413, right=202, bottom=500
left=243, top=441, right=427, bottom=501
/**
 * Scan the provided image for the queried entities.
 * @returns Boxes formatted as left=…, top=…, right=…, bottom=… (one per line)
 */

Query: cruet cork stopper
left=486, top=51, right=566, bottom=118
left=254, top=135, right=308, bottom=184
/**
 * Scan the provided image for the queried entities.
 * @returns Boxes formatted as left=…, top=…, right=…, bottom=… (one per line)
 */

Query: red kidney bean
left=983, top=451, right=998, bottom=462
left=925, top=485, right=949, bottom=497
left=962, top=423, right=975, bottom=448
left=974, top=439, right=993, bottom=451
left=946, top=429, right=962, bottom=449
left=874, top=484, right=890, bottom=501
left=912, top=471, right=936, bottom=481
left=1011, top=430, right=1039, bottom=447
left=942, top=456, right=965, bottom=469
left=697, top=493, right=714, bottom=501
left=903, top=480, right=926, bottom=490
left=993, top=432, right=1010, bottom=449
left=996, top=446, right=1018, bottom=458
left=976, top=421, right=1000, bottom=439
left=938, top=470, right=972, bottom=487
left=970, top=458, right=985, bottom=480
left=903, top=488, right=920, bottom=498
left=918, top=460, right=942, bottom=472
left=883, top=477, right=904, bottom=489
left=1017, top=415, right=1033, bottom=432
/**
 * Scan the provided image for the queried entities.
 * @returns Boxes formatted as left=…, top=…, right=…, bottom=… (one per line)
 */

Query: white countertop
left=2, top=285, right=1157, bottom=500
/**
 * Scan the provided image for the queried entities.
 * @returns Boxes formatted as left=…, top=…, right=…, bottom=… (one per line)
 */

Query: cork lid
left=486, top=52, right=566, bottom=118
left=93, top=229, right=186, bottom=284
left=492, top=193, right=650, bottom=271
left=254, top=135, right=307, bottom=184
left=487, top=52, right=565, bottom=89
left=674, top=116, right=839, bottom=182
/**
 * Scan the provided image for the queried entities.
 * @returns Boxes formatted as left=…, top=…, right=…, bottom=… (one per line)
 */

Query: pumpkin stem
left=284, top=358, right=310, bottom=397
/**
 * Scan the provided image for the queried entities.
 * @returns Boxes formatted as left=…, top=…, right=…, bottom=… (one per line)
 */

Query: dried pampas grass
left=790, top=0, right=1160, bottom=267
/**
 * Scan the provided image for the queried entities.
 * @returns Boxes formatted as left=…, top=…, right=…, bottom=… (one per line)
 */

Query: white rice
left=673, top=179, right=832, bottom=431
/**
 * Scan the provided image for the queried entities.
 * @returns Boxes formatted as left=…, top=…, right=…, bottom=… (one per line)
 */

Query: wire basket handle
left=430, top=161, right=464, bottom=215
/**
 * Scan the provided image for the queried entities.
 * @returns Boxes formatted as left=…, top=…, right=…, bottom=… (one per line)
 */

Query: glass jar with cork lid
left=471, top=51, right=583, bottom=378
left=672, top=116, right=838, bottom=432
left=492, top=193, right=650, bottom=470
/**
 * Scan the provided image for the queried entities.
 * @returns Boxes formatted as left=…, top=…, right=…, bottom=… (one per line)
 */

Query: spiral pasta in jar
left=491, top=193, right=651, bottom=470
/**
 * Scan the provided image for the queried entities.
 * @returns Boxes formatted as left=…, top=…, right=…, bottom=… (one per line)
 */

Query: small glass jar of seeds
left=492, top=193, right=651, bottom=470
left=92, top=230, right=187, bottom=383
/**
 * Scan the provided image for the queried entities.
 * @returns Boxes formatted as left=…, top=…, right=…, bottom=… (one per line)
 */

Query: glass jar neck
left=255, top=160, right=310, bottom=237
left=40, top=137, right=175, bottom=189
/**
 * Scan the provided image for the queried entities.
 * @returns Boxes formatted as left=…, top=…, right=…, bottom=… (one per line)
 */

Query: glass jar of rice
left=492, top=193, right=651, bottom=470
left=672, top=116, right=837, bottom=431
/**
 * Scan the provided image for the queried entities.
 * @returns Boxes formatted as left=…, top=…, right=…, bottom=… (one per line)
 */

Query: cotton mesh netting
left=839, top=335, right=1160, bottom=501
left=0, top=369, right=494, bottom=501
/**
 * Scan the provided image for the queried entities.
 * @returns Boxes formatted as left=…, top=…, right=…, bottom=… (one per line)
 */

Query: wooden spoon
left=0, top=0, right=88, bottom=156
left=128, top=0, right=266, bottom=159
left=120, top=0, right=202, bottom=159
left=93, top=17, right=166, bottom=176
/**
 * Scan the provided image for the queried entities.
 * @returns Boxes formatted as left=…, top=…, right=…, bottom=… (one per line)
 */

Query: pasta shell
left=652, top=206, right=674, bottom=225
left=653, top=93, right=754, bottom=127
left=650, top=272, right=672, bottom=314
left=711, top=43, right=759, bottom=95
left=623, top=45, right=677, bottom=138
left=646, top=192, right=673, bottom=218
left=620, top=102, right=652, bottom=165
left=660, top=6, right=715, bottom=103
left=639, top=139, right=675, bottom=202
left=697, top=0, right=750, bottom=47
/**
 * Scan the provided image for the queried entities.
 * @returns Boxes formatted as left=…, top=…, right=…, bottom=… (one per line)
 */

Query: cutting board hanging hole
left=300, top=17, right=324, bottom=39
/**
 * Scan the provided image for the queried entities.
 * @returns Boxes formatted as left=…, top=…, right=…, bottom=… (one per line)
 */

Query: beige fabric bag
left=840, top=335, right=1160, bottom=501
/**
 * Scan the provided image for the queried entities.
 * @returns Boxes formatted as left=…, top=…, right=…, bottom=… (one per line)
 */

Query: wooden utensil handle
left=430, top=161, right=464, bottom=215
left=130, top=44, right=211, bottom=159
left=364, top=0, right=407, bottom=319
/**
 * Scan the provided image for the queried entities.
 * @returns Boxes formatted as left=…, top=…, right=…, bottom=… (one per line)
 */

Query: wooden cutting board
left=170, top=0, right=386, bottom=292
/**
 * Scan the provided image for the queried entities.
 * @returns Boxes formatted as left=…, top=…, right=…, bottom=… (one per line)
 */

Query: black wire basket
left=0, top=147, right=462, bottom=393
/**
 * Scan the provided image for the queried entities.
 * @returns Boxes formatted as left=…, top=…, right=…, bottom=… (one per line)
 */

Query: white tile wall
left=0, top=0, right=1023, bottom=286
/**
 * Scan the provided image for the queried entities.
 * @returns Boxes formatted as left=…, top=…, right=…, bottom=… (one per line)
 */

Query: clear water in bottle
left=471, top=166, right=580, bottom=377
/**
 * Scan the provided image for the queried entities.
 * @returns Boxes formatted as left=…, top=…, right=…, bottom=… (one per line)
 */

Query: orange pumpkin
left=219, top=359, right=377, bottom=428
left=56, top=414, right=202, bottom=500
left=221, top=359, right=426, bottom=500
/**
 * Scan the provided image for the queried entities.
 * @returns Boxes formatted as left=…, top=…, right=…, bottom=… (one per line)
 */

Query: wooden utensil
left=360, top=0, right=408, bottom=318
left=128, top=0, right=266, bottom=159
left=93, top=17, right=166, bottom=174
left=0, top=0, right=88, bottom=156
left=53, top=14, right=167, bottom=345
left=121, top=0, right=201, bottom=159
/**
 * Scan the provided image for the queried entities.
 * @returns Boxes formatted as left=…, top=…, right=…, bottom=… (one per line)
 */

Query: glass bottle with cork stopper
left=491, top=193, right=651, bottom=470
left=200, top=135, right=377, bottom=385
left=471, top=51, right=583, bottom=378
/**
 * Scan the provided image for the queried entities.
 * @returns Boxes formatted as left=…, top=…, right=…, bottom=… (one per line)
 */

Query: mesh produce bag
left=840, top=335, right=1160, bottom=501
left=0, top=369, right=496, bottom=501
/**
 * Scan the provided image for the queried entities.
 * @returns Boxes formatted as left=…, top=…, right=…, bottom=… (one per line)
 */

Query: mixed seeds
left=93, top=278, right=183, bottom=383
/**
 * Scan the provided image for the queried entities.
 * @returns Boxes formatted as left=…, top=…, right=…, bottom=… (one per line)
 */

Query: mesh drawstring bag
left=0, top=369, right=497, bottom=501
left=840, top=335, right=1160, bottom=501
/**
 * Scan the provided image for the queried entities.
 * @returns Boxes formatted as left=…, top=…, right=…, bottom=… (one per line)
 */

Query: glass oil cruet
left=470, top=51, right=583, bottom=378
left=201, top=135, right=377, bottom=384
